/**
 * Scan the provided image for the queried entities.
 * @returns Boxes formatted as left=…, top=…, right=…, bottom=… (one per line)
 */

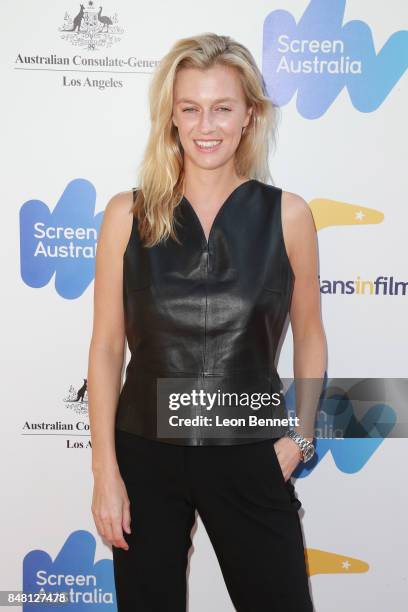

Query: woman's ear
left=243, top=105, right=253, bottom=128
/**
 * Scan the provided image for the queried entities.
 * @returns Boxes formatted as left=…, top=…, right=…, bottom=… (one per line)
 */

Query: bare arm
left=273, top=190, right=327, bottom=480
left=87, top=190, right=134, bottom=549
left=88, top=190, right=133, bottom=473
left=283, top=190, right=327, bottom=442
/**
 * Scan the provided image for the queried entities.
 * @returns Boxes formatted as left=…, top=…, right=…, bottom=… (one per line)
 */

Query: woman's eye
left=217, top=107, right=231, bottom=112
left=182, top=108, right=197, bottom=112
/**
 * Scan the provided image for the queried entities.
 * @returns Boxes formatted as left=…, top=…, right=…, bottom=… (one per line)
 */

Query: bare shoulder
left=281, top=190, right=316, bottom=258
left=281, top=190, right=313, bottom=224
left=281, top=190, right=316, bottom=235
left=104, top=189, right=134, bottom=220
left=98, top=190, right=135, bottom=255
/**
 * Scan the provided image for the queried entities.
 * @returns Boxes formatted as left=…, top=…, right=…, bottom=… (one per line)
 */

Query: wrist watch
left=284, top=429, right=315, bottom=462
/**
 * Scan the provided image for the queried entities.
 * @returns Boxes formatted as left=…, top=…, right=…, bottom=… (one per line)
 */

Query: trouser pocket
left=269, top=438, right=303, bottom=511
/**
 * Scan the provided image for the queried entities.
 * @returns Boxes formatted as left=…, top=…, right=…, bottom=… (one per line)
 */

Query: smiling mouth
left=194, top=139, right=222, bottom=151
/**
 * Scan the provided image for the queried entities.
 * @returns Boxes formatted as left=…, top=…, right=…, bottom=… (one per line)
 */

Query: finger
left=122, top=501, right=132, bottom=534
left=93, top=515, right=106, bottom=537
left=100, top=516, right=114, bottom=544
left=112, top=518, right=129, bottom=550
left=92, top=508, right=107, bottom=537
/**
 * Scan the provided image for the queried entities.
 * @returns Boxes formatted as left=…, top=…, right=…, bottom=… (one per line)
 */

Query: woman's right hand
left=91, top=468, right=131, bottom=551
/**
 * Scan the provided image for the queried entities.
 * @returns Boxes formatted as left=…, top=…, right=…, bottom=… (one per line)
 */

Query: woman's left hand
left=273, top=437, right=303, bottom=482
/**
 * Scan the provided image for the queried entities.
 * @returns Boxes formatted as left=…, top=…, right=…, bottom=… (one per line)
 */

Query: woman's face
left=172, top=64, right=253, bottom=174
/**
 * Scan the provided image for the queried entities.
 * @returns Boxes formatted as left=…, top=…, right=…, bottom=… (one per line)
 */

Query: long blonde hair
left=133, top=32, right=279, bottom=246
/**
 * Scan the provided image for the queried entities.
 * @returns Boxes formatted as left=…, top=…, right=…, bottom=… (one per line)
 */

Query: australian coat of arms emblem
left=59, top=1, right=124, bottom=50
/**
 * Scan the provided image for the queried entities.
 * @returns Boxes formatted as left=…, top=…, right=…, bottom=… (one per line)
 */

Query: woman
left=88, top=33, right=326, bottom=611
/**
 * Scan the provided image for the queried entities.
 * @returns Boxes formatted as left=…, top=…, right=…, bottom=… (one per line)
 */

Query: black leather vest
left=115, top=179, right=295, bottom=445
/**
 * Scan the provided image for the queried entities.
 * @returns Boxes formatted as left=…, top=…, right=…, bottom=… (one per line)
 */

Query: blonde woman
left=88, top=33, right=326, bottom=611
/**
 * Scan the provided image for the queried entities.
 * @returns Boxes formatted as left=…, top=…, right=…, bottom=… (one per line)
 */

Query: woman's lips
left=193, top=139, right=223, bottom=153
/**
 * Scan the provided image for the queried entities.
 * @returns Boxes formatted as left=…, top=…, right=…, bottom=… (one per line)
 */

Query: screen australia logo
left=59, top=1, right=123, bottom=50
left=262, top=0, right=408, bottom=118
left=19, top=179, right=103, bottom=299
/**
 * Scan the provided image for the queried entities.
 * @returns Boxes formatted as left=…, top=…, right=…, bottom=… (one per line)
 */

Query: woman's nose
left=198, top=110, right=217, bottom=132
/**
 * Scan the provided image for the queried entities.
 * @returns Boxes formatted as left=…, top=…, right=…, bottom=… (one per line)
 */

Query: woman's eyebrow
left=175, top=97, right=237, bottom=104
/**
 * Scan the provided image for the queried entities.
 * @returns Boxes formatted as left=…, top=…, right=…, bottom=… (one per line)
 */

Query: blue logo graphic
left=284, top=380, right=397, bottom=477
left=23, top=530, right=116, bottom=611
left=262, top=0, right=408, bottom=118
left=20, top=179, right=103, bottom=299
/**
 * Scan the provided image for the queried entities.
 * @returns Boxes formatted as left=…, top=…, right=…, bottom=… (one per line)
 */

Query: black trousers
left=112, top=429, right=314, bottom=611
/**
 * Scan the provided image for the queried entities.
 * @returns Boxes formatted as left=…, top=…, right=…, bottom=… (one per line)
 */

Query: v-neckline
left=182, top=179, right=255, bottom=247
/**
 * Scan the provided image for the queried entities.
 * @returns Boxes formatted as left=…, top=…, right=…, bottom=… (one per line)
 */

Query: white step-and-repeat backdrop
left=2, top=0, right=407, bottom=610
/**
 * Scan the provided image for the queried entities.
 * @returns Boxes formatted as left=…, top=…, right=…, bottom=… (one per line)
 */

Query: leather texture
left=115, top=179, right=295, bottom=445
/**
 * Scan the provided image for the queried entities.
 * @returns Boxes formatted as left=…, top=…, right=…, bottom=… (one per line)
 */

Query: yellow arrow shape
left=305, top=547, right=370, bottom=576
left=309, top=198, right=384, bottom=231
